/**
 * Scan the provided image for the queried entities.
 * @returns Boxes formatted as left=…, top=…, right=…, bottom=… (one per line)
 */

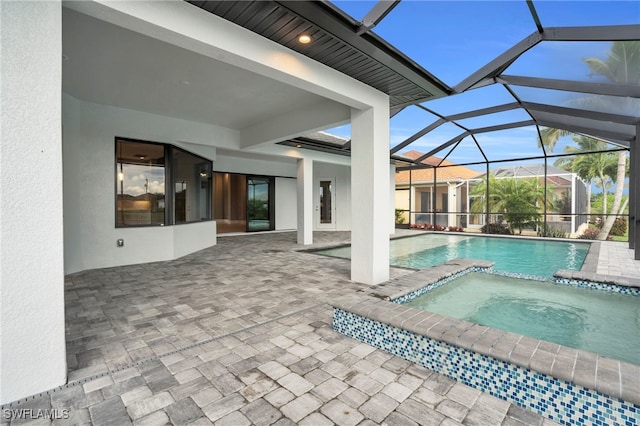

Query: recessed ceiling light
left=180, top=80, right=191, bottom=86
left=298, top=34, right=312, bottom=44
left=296, top=144, right=302, bottom=148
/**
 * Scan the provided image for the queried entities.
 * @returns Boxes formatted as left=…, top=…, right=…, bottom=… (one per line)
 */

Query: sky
left=325, top=0, right=639, bottom=174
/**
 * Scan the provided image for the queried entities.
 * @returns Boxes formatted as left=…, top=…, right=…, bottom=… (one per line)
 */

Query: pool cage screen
left=395, top=145, right=629, bottom=240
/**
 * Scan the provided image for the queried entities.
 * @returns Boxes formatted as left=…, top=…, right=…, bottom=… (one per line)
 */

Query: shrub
left=578, top=228, right=600, bottom=240
left=481, top=223, right=512, bottom=235
left=610, top=217, right=627, bottom=237
left=395, top=209, right=406, bottom=225
left=537, top=224, right=566, bottom=238
left=409, top=224, right=463, bottom=232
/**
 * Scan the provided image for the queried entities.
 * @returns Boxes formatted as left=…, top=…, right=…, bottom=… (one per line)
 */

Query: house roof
left=489, top=164, right=574, bottom=179
left=395, top=151, right=482, bottom=184
left=476, top=163, right=574, bottom=186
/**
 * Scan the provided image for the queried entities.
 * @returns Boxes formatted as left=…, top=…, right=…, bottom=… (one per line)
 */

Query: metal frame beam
left=454, top=31, right=542, bottom=93
left=445, top=102, right=521, bottom=121
left=454, top=24, right=640, bottom=93
left=390, top=119, right=446, bottom=154
left=542, top=24, right=640, bottom=41
left=414, top=120, right=535, bottom=163
left=357, top=1, right=400, bottom=35
left=535, top=119, right=632, bottom=147
left=523, top=101, right=639, bottom=125
left=526, top=0, right=543, bottom=34
left=414, top=120, right=536, bottom=163
left=415, top=132, right=470, bottom=163
left=498, top=75, right=640, bottom=98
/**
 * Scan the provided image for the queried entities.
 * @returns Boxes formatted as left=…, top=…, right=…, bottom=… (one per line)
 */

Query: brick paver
left=0, top=231, right=598, bottom=425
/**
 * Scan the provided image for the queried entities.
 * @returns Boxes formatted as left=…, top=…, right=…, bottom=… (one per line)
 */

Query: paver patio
left=4, top=230, right=634, bottom=425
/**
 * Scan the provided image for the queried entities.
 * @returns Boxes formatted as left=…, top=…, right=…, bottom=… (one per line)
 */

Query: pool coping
left=333, top=259, right=640, bottom=406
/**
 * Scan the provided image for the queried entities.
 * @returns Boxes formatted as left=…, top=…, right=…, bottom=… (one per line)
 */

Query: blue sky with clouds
left=326, top=1, right=638, bottom=173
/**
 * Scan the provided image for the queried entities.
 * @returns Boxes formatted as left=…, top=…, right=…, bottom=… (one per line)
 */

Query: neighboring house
left=469, top=164, right=588, bottom=234
left=395, top=154, right=588, bottom=234
left=394, top=151, right=482, bottom=228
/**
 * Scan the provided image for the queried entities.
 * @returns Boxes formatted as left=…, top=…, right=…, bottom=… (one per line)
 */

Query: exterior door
left=316, top=178, right=336, bottom=230
left=247, top=176, right=273, bottom=232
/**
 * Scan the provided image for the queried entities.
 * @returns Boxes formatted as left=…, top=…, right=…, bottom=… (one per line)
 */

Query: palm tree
left=470, top=174, right=555, bottom=234
left=538, top=127, right=571, bottom=153
left=554, top=136, right=619, bottom=219
left=583, top=41, right=638, bottom=239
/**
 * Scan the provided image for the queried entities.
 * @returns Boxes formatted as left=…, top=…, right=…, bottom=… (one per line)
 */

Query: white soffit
left=62, top=7, right=344, bottom=131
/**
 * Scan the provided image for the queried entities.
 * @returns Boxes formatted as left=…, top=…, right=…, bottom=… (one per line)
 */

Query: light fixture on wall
left=298, top=34, right=312, bottom=44
left=200, top=170, right=208, bottom=178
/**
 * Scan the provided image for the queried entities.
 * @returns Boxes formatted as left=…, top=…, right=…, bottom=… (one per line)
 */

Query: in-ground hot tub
left=332, top=260, right=640, bottom=426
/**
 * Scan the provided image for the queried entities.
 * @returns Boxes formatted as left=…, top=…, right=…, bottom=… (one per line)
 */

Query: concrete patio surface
left=2, top=230, right=636, bottom=425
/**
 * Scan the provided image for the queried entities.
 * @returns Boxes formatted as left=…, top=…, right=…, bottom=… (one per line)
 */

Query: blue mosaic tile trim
left=333, top=308, right=640, bottom=426
left=554, top=278, right=640, bottom=296
left=483, top=269, right=552, bottom=282
left=394, top=269, right=639, bottom=308
left=392, top=267, right=490, bottom=304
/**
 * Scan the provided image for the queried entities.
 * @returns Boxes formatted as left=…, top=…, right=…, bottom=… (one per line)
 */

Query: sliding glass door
left=214, top=173, right=274, bottom=233
left=247, top=176, right=273, bottom=231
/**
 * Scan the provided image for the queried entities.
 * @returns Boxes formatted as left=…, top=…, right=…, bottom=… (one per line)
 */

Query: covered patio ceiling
left=189, top=0, right=639, bottom=166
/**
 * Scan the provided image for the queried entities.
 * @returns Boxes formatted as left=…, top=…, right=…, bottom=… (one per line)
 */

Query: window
left=116, top=138, right=212, bottom=227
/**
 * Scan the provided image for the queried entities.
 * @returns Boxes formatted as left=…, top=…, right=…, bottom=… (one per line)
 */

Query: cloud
left=124, top=173, right=165, bottom=196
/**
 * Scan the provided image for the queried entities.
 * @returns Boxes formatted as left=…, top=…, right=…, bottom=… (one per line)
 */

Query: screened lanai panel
left=423, top=85, right=515, bottom=116
left=440, top=136, right=487, bottom=169
left=533, top=1, right=640, bottom=27
left=530, top=111, right=636, bottom=147
left=456, top=109, right=533, bottom=130
left=473, top=126, right=543, bottom=162
left=536, top=128, right=629, bottom=159
left=390, top=106, right=441, bottom=149
left=403, top=122, right=468, bottom=156
left=370, top=1, right=535, bottom=86
left=511, top=86, right=639, bottom=118
left=330, top=1, right=376, bottom=21
left=505, top=41, right=622, bottom=82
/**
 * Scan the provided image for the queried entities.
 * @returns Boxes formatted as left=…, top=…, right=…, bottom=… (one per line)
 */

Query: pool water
left=316, top=234, right=589, bottom=278
left=405, top=272, right=640, bottom=365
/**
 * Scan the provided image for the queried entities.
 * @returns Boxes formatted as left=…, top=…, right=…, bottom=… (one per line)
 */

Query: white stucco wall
left=1, top=1, right=67, bottom=404
left=314, top=162, right=352, bottom=231
left=275, top=177, right=297, bottom=230
left=215, top=154, right=296, bottom=177
left=63, top=95, right=223, bottom=274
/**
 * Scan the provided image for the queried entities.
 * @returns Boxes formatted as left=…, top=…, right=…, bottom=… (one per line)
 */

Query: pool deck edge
left=333, top=261, right=640, bottom=407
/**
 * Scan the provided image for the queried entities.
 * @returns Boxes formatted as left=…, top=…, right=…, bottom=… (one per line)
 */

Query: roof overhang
left=186, top=1, right=452, bottom=108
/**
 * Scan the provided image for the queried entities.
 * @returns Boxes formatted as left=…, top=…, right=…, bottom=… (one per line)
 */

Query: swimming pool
left=404, top=271, right=640, bottom=365
left=316, top=233, right=590, bottom=278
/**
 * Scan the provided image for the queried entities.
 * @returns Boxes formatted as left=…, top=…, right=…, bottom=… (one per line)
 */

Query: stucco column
left=351, top=106, right=390, bottom=285
left=390, top=164, right=396, bottom=234
left=571, top=175, right=577, bottom=234
left=633, top=123, right=640, bottom=257
left=297, top=157, right=313, bottom=245
left=0, top=1, right=66, bottom=404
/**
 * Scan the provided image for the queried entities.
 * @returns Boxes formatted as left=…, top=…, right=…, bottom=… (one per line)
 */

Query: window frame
left=114, top=137, right=213, bottom=228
